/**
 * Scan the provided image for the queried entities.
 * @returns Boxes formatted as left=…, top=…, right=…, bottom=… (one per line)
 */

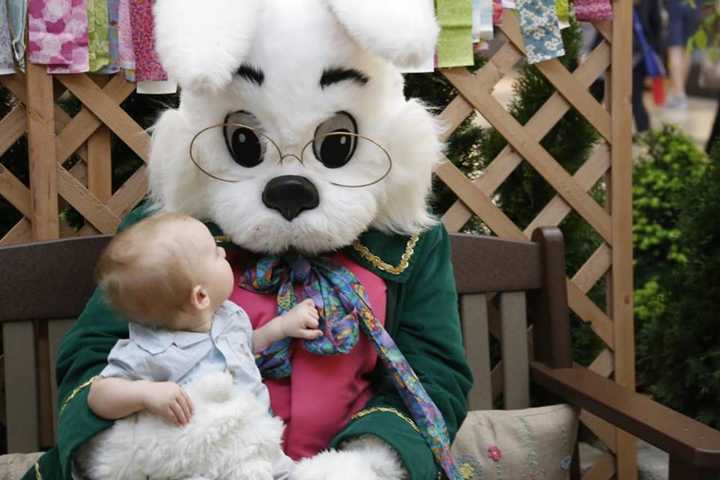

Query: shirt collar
left=129, top=301, right=239, bottom=354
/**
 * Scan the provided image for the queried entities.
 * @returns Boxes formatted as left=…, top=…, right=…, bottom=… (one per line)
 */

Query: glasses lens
left=190, top=123, right=279, bottom=183
left=303, top=132, right=392, bottom=188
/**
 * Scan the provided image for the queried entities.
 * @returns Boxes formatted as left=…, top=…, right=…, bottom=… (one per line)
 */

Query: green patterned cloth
left=87, top=0, right=110, bottom=72
left=436, top=0, right=475, bottom=68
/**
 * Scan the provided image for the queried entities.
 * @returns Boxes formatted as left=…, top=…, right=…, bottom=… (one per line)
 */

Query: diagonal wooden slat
left=0, top=105, right=26, bottom=156
left=56, top=166, right=121, bottom=233
left=56, top=75, right=150, bottom=162
left=436, top=159, right=526, bottom=239
left=442, top=41, right=612, bottom=232
left=0, top=166, right=31, bottom=217
left=572, top=245, right=612, bottom=295
left=55, top=75, right=136, bottom=164
left=568, top=280, right=614, bottom=348
left=443, top=68, right=613, bottom=244
left=499, top=12, right=613, bottom=142
left=0, top=218, right=32, bottom=245
left=525, top=144, right=611, bottom=234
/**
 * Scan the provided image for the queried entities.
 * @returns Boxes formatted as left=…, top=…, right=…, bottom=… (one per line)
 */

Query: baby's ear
left=154, top=0, right=261, bottom=93
left=324, top=0, right=439, bottom=69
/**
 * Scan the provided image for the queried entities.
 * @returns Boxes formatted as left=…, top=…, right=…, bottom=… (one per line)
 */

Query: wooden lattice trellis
left=0, top=4, right=635, bottom=479
left=434, top=7, right=635, bottom=480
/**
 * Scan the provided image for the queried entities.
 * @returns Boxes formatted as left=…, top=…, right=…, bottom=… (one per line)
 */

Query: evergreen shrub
left=637, top=158, right=720, bottom=429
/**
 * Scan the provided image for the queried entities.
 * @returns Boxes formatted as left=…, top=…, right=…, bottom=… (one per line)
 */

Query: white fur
left=324, top=0, right=439, bottom=68
left=154, top=0, right=261, bottom=93
left=293, top=437, right=407, bottom=480
left=149, top=0, right=442, bottom=255
left=77, top=373, right=288, bottom=480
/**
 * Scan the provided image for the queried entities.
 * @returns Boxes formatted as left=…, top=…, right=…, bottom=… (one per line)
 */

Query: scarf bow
left=240, top=254, right=461, bottom=480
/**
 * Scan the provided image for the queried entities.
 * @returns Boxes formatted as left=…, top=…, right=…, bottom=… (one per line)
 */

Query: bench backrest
left=0, top=228, right=570, bottom=453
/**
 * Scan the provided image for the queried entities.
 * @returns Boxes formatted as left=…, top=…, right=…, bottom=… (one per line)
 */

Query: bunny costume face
left=149, top=0, right=443, bottom=254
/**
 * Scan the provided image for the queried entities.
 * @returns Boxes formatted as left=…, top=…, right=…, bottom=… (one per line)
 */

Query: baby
left=76, top=213, right=322, bottom=480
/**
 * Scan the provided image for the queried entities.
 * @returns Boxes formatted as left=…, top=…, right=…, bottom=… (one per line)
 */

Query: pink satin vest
left=230, top=252, right=387, bottom=460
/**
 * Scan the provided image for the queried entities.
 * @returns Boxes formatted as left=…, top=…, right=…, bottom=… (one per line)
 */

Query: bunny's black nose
left=262, top=176, right=320, bottom=221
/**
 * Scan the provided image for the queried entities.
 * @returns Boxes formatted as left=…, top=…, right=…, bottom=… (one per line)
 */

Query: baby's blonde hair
left=96, top=213, right=202, bottom=327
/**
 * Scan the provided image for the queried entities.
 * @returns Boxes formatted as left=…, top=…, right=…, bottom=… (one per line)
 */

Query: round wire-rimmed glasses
left=189, top=123, right=393, bottom=188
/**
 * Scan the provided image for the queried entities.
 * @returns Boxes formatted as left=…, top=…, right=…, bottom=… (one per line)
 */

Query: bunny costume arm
left=330, top=225, right=473, bottom=479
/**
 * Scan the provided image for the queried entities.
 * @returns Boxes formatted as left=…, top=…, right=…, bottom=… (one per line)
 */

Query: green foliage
left=632, top=125, right=707, bottom=286
left=638, top=160, right=720, bottom=429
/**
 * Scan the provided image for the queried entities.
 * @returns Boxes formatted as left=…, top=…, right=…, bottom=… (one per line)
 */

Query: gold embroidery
left=351, top=407, right=420, bottom=433
left=351, top=235, right=419, bottom=275
left=59, top=376, right=98, bottom=416
left=34, top=462, right=42, bottom=480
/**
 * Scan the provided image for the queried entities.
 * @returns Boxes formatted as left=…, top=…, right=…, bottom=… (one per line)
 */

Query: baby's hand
left=283, top=298, right=323, bottom=340
left=140, top=381, right=194, bottom=426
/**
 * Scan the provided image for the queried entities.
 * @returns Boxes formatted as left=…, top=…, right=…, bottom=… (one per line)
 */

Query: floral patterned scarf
left=241, top=255, right=461, bottom=480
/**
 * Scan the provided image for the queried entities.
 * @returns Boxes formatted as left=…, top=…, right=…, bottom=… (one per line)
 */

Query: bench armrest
left=531, top=362, right=720, bottom=470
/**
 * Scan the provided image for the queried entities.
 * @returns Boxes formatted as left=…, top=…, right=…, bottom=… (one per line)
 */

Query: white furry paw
left=291, top=437, right=407, bottom=480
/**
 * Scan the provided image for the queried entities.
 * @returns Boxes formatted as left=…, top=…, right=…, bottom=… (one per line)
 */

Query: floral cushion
left=0, top=453, right=42, bottom=480
left=451, top=404, right=578, bottom=480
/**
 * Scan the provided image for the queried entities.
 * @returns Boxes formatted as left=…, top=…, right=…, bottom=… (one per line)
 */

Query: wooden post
left=25, top=63, right=59, bottom=240
left=24, top=62, right=58, bottom=449
left=610, top=0, right=638, bottom=478
left=88, top=75, right=113, bottom=203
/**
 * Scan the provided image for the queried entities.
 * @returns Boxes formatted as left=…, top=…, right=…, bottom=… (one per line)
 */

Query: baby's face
left=175, top=219, right=235, bottom=314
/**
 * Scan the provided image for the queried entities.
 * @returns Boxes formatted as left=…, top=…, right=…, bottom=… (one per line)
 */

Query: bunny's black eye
left=224, top=111, right=265, bottom=168
left=312, top=112, right=358, bottom=169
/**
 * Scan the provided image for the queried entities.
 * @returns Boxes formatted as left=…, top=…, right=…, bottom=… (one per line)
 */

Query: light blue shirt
left=101, top=301, right=269, bottom=409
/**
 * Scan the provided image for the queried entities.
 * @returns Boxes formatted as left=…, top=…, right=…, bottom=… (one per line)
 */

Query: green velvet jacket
left=23, top=206, right=473, bottom=480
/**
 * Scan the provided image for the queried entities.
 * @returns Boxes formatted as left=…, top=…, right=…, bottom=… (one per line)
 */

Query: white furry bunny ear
left=325, top=0, right=439, bottom=68
left=153, top=0, right=261, bottom=93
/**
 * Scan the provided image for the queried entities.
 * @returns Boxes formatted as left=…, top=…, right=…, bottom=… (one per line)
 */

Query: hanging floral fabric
left=493, top=0, right=504, bottom=25
left=516, top=0, right=565, bottom=64
left=0, top=0, right=15, bottom=74
left=97, top=0, right=120, bottom=74
left=573, top=0, right=613, bottom=21
left=87, top=0, right=110, bottom=72
left=6, top=0, right=27, bottom=70
left=117, top=0, right=134, bottom=70
left=28, top=0, right=89, bottom=72
left=129, top=0, right=167, bottom=81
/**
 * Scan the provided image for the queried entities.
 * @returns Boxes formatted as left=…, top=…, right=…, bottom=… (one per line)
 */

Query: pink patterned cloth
left=28, top=0, right=89, bottom=72
left=493, top=0, right=503, bottom=25
left=230, top=252, right=386, bottom=460
left=129, top=0, right=167, bottom=81
left=573, top=0, right=613, bottom=21
left=117, top=0, right=134, bottom=69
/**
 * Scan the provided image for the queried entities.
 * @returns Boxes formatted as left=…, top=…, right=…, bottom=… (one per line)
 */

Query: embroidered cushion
left=451, top=404, right=578, bottom=480
left=0, top=453, right=42, bottom=480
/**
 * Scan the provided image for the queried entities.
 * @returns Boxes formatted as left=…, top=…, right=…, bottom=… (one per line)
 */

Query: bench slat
left=3, top=322, right=39, bottom=453
left=460, top=294, right=493, bottom=410
left=500, top=292, right=530, bottom=409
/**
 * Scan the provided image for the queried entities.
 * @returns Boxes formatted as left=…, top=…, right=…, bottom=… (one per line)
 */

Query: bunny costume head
left=149, top=0, right=443, bottom=254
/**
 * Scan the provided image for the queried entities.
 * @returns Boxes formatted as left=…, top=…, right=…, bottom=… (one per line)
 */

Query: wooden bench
left=1, top=228, right=719, bottom=479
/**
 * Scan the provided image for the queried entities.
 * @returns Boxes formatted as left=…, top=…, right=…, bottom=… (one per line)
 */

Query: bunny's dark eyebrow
left=236, top=64, right=265, bottom=86
left=320, top=67, right=369, bottom=89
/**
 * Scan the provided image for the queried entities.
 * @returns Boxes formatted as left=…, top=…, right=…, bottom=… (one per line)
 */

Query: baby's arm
left=88, top=377, right=194, bottom=426
left=252, top=298, right=322, bottom=353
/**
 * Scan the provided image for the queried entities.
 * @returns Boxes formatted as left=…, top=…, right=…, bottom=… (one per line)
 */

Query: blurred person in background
left=664, top=0, right=703, bottom=110
left=634, top=0, right=664, bottom=132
